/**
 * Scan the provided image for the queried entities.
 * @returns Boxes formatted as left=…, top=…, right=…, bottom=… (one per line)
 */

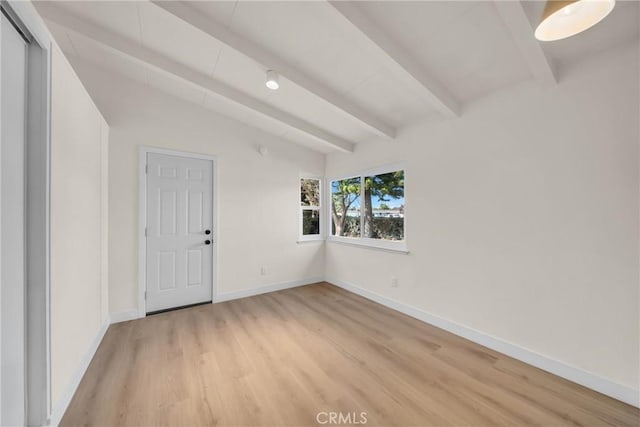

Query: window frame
left=298, top=175, right=323, bottom=242
left=327, top=163, right=408, bottom=253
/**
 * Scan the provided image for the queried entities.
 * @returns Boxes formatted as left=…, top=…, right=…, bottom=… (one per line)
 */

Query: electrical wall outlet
left=391, top=276, right=399, bottom=288
left=260, top=266, right=267, bottom=276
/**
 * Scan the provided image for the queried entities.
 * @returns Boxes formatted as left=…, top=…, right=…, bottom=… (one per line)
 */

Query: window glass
left=330, top=177, right=361, bottom=238
left=300, top=178, right=320, bottom=207
left=300, top=178, right=321, bottom=239
left=363, top=171, right=404, bottom=241
left=302, top=210, right=320, bottom=235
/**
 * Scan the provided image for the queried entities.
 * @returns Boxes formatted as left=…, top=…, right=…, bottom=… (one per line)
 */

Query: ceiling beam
left=493, top=1, right=557, bottom=87
left=151, top=1, right=397, bottom=140
left=36, top=3, right=355, bottom=153
left=328, top=1, right=460, bottom=118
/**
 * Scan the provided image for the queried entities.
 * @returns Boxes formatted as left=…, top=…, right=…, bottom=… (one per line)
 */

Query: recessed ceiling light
left=535, top=0, right=615, bottom=42
left=265, top=70, right=279, bottom=90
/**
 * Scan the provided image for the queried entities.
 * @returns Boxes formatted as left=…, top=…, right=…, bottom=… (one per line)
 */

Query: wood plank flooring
left=61, top=282, right=639, bottom=427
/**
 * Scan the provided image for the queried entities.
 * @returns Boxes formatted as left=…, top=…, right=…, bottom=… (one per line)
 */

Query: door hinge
left=144, top=227, right=147, bottom=237
left=145, top=164, right=148, bottom=174
left=144, top=291, right=147, bottom=300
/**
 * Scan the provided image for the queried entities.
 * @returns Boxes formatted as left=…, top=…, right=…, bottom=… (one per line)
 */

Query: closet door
left=1, top=11, right=28, bottom=426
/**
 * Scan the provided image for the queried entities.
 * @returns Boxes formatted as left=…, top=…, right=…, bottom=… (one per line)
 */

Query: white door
left=1, top=11, right=28, bottom=426
left=146, top=153, right=214, bottom=313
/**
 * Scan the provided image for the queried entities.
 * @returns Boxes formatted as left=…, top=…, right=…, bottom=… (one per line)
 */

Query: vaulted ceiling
left=34, top=0, right=639, bottom=153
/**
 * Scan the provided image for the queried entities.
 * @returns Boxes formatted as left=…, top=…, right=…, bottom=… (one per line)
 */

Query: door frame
left=137, top=146, right=218, bottom=317
left=1, top=1, right=52, bottom=425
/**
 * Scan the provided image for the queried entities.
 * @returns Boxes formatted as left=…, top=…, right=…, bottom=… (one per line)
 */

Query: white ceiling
left=34, top=0, right=639, bottom=153
left=355, top=1, right=532, bottom=102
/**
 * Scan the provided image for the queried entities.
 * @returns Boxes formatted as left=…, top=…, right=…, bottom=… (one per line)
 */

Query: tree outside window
left=363, top=171, right=404, bottom=240
left=300, top=178, right=321, bottom=239
left=330, top=177, right=361, bottom=238
left=331, top=170, right=404, bottom=242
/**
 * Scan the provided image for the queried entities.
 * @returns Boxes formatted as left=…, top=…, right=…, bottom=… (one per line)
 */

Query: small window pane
left=331, top=177, right=361, bottom=237
left=363, top=170, right=404, bottom=241
left=300, top=178, right=320, bottom=207
left=302, top=210, right=320, bottom=235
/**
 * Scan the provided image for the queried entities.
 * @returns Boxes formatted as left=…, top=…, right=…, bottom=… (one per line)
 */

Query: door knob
left=205, top=229, right=211, bottom=235
left=205, top=239, right=211, bottom=245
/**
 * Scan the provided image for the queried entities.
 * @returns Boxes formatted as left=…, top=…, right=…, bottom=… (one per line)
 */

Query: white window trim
left=298, top=175, right=323, bottom=242
left=327, top=163, right=408, bottom=253
left=327, top=236, right=409, bottom=254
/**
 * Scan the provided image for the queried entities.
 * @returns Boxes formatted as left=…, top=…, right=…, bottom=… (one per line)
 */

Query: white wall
left=50, top=45, right=109, bottom=407
left=325, top=42, right=639, bottom=396
left=69, top=62, right=325, bottom=316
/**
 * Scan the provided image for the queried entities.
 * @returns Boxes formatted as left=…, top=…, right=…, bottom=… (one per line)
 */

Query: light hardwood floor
left=61, top=282, right=639, bottom=426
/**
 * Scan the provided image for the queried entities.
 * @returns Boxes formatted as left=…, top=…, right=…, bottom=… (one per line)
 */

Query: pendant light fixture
left=265, top=70, right=279, bottom=90
left=535, top=0, right=616, bottom=42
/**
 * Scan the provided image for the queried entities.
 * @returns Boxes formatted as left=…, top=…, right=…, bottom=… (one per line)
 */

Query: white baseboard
left=215, top=276, right=324, bottom=303
left=326, top=277, right=639, bottom=408
left=109, top=309, right=141, bottom=324
left=48, top=316, right=110, bottom=427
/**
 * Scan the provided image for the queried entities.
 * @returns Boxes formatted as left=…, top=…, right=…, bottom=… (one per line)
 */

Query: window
left=330, top=177, right=361, bottom=238
left=330, top=167, right=405, bottom=251
left=300, top=177, right=322, bottom=240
